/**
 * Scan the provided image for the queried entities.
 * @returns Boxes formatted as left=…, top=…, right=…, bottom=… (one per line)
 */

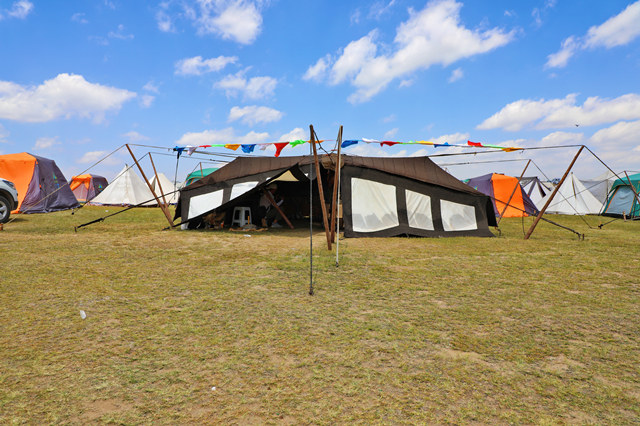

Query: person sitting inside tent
left=258, top=183, right=283, bottom=228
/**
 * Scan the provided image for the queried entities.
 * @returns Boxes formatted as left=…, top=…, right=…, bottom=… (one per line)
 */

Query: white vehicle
left=0, top=178, right=19, bottom=223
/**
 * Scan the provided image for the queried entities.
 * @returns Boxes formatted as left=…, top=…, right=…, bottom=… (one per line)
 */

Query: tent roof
left=184, top=154, right=482, bottom=196
left=89, top=166, right=154, bottom=206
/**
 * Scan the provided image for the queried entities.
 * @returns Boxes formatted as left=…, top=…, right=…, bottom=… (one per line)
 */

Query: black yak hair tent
left=174, top=154, right=497, bottom=238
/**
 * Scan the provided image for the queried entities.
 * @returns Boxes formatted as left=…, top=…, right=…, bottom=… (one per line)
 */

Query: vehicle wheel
left=0, top=195, right=11, bottom=223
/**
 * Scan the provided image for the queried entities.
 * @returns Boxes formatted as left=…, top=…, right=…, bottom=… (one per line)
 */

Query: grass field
left=1, top=206, right=639, bottom=424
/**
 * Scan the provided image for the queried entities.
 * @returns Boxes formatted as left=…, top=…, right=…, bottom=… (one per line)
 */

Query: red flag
left=380, top=141, right=398, bottom=146
left=274, top=142, right=288, bottom=157
left=468, top=140, right=482, bottom=147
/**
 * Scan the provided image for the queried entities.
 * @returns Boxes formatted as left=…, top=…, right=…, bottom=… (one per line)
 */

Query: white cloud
left=0, top=73, right=136, bottom=123
left=590, top=120, right=640, bottom=148
left=34, top=137, right=59, bottom=150
left=302, top=55, right=330, bottom=82
left=540, top=131, right=584, bottom=146
left=108, top=24, right=134, bottom=40
left=279, top=127, right=307, bottom=141
left=369, top=0, right=397, bottom=20
left=305, top=0, right=514, bottom=103
left=78, top=150, right=121, bottom=166
left=384, top=128, right=399, bottom=139
left=429, top=132, right=470, bottom=144
left=478, top=93, right=640, bottom=131
left=546, top=1, right=640, bottom=68
left=545, top=36, right=580, bottom=68
left=175, top=55, right=237, bottom=76
left=448, top=67, right=463, bottom=83
left=584, top=1, right=640, bottom=49
left=140, top=94, right=155, bottom=108
left=157, top=1, right=264, bottom=44
left=383, top=114, right=396, bottom=123
left=122, top=131, right=150, bottom=142
left=214, top=71, right=277, bottom=100
left=143, top=81, right=159, bottom=93
left=175, top=127, right=269, bottom=146
left=71, top=12, right=88, bottom=24
left=2, top=1, right=33, bottom=20
left=228, top=105, right=283, bottom=126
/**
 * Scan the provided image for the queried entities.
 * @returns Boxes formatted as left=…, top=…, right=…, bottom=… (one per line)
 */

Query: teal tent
left=184, top=168, right=217, bottom=186
left=602, top=173, right=640, bottom=217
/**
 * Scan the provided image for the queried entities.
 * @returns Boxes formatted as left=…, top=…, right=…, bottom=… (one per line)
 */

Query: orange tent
left=466, top=173, right=538, bottom=218
left=0, top=153, right=79, bottom=213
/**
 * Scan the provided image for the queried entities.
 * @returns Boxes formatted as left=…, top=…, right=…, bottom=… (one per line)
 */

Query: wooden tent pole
left=524, top=146, right=584, bottom=240
left=310, top=125, right=332, bottom=250
left=624, top=171, right=640, bottom=217
left=148, top=153, right=168, bottom=207
left=125, top=144, right=174, bottom=227
left=330, top=125, right=343, bottom=243
left=262, top=188, right=294, bottom=229
left=496, top=159, right=531, bottom=225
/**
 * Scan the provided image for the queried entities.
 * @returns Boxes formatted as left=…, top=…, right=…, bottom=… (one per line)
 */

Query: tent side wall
left=603, top=174, right=640, bottom=217
left=341, top=166, right=495, bottom=238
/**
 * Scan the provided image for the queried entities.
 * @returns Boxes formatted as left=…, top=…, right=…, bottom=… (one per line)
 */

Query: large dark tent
left=175, top=154, right=497, bottom=238
left=0, top=152, right=80, bottom=213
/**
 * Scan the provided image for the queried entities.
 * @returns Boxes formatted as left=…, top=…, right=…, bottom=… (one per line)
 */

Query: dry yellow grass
left=0, top=206, right=639, bottom=423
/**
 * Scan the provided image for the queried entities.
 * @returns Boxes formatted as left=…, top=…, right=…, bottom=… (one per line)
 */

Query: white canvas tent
left=89, top=165, right=155, bottom=206
left=581, top=170, right=618, bottom=205
left=150, top=173, right=179, bottom=204
left=538, top=173, right=603, bottom=215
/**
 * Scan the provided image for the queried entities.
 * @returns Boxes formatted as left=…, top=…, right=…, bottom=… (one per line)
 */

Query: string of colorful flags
left=173, top=138, right=522, bottom=158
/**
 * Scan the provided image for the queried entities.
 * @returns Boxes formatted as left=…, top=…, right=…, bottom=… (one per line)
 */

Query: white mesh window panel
left=351, top=178, right=399, bottom=232
left=440, top=199, right=477, bottom=231
left=405, top=190, right=434, bottom=230
left=188, top=189, right=223, bottom=219
left=230, top=181, right=258, bottom=200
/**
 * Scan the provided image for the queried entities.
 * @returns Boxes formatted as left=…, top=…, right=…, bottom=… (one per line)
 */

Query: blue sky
left=1, top=0, right=639, bottom=183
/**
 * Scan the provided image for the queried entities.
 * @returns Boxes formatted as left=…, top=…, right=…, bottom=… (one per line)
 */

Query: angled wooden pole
left=310, top=125, right=332, bottom=250
left=125, top=144, right=174, bottom=227
left=524, top=146, right=584, bottom=240
left=148, top=153, right=168, bottom=207
left=262, top=188, right=294, bottom=229
left=330, top=125, right=343, bottom=243
left=496, top=159, right=531, bottom=225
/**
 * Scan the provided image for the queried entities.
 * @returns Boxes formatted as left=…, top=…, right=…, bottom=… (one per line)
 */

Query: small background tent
left=0, top=152, right=79, bottom=213
left=151, top=172, right=179, bottom=204
left=176, top=154, right=497, bottom=238
left=538, top=173, right=603, bottom=215
left=602, top=173, right=640, bottom=217
left=70, top=174, right=108, bottom=203
left=184, top=168, right=218, bottom=186
left=520, top=177, right=551, bottom=210
left=466, top=173, right=538, bottom=217
left=89, top=166, right=154, bottom=206
left=582, top=170, right=618, bottom=205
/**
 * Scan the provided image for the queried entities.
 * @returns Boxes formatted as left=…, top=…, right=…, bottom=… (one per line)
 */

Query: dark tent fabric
left=176, top=154, right=497, bottom=238
left=466, top=173, right=538, bottom=217
left=0, top=152, right=80, bottom=213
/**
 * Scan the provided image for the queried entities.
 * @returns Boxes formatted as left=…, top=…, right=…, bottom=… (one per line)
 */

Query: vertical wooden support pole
left=624, top=171, right=640, bottom=216
left=330, top=125, right=343, bottom=243
left=524, top=146, right=584, bottom=240
left=148, top=153, right=168, bottom=207
left=310, top=125, right=332, bottom=250
left=125, top=144, right=174, bottom=228
left=496, top=159, right=531, bottom=224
